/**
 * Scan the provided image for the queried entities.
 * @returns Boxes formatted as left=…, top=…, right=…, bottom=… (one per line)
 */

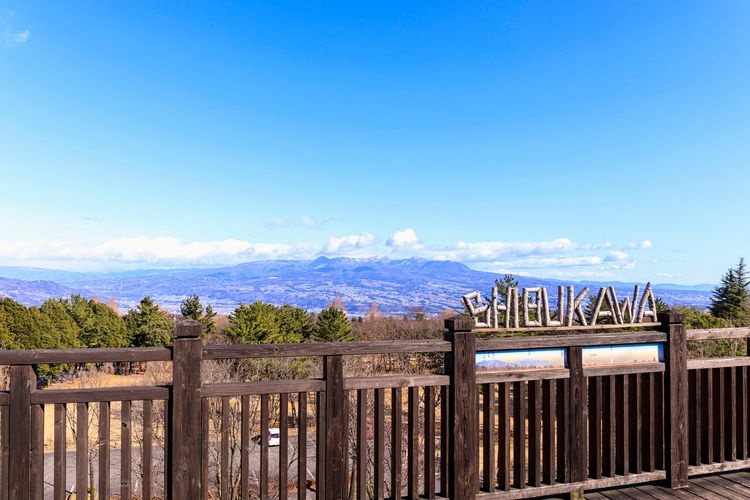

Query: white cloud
left=14, top=30, right=29, bottom=44
left=324, top=233, right=375, bottom=253
left=3, top=29, right=29, bottom=47
left=605, top=251, right=630, bottom=262
left=627, top=240, right=654, bottom=249
left=386, top=228, right=421, bottom=247
left=266, top=215, right=322, bottom=230
left=0, top=237, right=310, bottom=268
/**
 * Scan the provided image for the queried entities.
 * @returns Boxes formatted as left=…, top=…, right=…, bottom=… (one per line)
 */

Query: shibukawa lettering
left=462, top=282, right=658, bottom=328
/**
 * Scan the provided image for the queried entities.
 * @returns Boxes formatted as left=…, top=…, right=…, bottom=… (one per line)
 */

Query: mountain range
left=0, top=258, right=715, bottom=316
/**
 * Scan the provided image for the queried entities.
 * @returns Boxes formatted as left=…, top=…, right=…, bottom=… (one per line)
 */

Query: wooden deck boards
left=586, top=471, right=750, bottom=499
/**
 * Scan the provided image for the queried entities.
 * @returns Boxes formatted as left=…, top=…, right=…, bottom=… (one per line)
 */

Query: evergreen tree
left=710, top=258, right=750, bottom=322
left=124, top=296, right=174, bottom=347
left=277, top=304, right=314, bottom=343
left=314, top=306, right=354, bottom=342
left=225, top=302, right=282, bottom=344
left=66, top=295, right=127, bottom=348
left=180, top=295, right=217, bottom=336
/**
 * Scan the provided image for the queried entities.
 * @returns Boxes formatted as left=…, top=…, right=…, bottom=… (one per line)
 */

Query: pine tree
left=314, top=306, right=354, bottom=342
left=179, top=295, right=217, bottom=336
left=710, top=258, right=750, bottom=322
left=125, top=297, right=174, bottom=347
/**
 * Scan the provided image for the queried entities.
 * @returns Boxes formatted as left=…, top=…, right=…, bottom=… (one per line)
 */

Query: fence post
left=659, top=311, right=688, bottom=488
left=444, top=316, right=477, bottom=499
left=8, top=365, right=35, bottom=500
left=567, top=346, right=586, bottom=499
left=171, top=320, right=203, bottom=499
left=324, top=355, right=346, bottom=499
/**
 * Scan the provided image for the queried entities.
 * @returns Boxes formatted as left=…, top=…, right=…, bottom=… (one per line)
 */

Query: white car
left=267, top=428, right=281, bottom=447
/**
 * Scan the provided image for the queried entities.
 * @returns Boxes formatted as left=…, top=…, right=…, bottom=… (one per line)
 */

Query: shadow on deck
left=586, top=470, right=750, bottom=499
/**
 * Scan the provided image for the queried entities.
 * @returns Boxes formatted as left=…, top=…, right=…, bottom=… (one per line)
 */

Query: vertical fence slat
left=76, top=402, right=88, bottom=500
left=324, top=356, right=345, bottom=499
left=30, top=404, right=43, bottom=500
left=98, top=401, right=110, bottom=500
left=424, top=386, right=436, bottom=499
left=703, top=369, right=713, bottom=464
left=374, top=388, right=385, bottom=500
left=143, top=400, right=153, bottom=500
left=391, top=387, right=403, bottom=498
left=240, top=395, right=249, bottom=500
left=356, top=389, right=367, bottom=500
left=512, top=381, right=526, bottom=489
left=498, top=382, right=511, bottom=491
left=55, top=403, right=67, bottom=500
left=528, top=380, right=541, bottom=487
left=629, top=373, right=642, bottom=474
left=316, top=391, right=326, bottom=499
left=588, top=376, right=602, bottom=480
left=725, top=367, right=736, bottom=461
left=297, top=392, right=308, bottom=500
left=408, top=386, right=419, bottom=499
left=542, top=379, right=555, bottom=485
left=655, top=372, right=665, bottom=471
left=220, top=396, right=229, bottom=500
left=482, top=383, right=495, bottom=492
left=602, top=376, right=616, bottom=477
left=0, top=415, right=5, bottom=500
left=201, top=398, right=209, bottom=500
left=164, top=398, right=170, bottom=500
left=261, top=394, right=269, bottom=499
left=689, top=370, right=701, bottom=466
left=121, top=400, right=132, bottom=500
left=737, top=366, right=747, bottom=460
left=616, top=375, right=629, bottom=475
left=642, top=373, right=655, bottom=472
left=713, top=367, right=724, bottom=463
left=0, top=405, right=8, bottom=500
left=556, top=378, right=569, bottom=484
left=439, top=385, right=448, bottom=497
left=280, top=393, right=289, bottom=500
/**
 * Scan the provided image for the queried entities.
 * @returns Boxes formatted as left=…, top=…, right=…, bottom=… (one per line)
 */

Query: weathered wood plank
left=8, top=365, right=34, bottom=499
left=392, top=387, right=403, bottom=498
left=661, top=311, right=689, bottom=488
left=408, top=386, right=419, bottom=499
left=374, top=388, right=385, bottom=500
left=143, top=400, right=153, bottom=500
left=498, top=382, right=511, bottom=491
left=602, top=375, right=616, bottom=477
left=0, top=347, right=172, bottom=364
left=202, top=380, right=325, bottom=397
left=280, top=393, right=288, bottom=500
left=424, top=386, right=436, bottom=499
left=324, top=356, right=346, bottom=499
left=513, top=381, right=526, bottom=489
left=482, top=383, right=496, bottom=492
left=542, top=379, right=555, bottom=485
left=589, top=376, right=603, bottom=479
left=121, top=400, right=132, bottom=500
left=528, top=380, right=541, bottom=487
left=98, top=402, right=109, bottom=500
left=203, top=339, right=452, bottom=359
left=297, top=392, right=308, bottom=500
left=76, top=402, right=88, bottom=499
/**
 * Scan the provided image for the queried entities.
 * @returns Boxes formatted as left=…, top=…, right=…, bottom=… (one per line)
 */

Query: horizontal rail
left=688, top=458, right=750, bottom=476
left=686, top=327, right=750, bottom=341
left=476, top=331, right=666, bottom=350
left=476, top=471, right=667, bottom=499
left=584, top=362, right=664, bottom=377
left=473, top=322, right=662, bottom=334
left=202, top=339, right=452, bottom=359
left=31, top=386, right=170, bottom=404
left=687, top=357, right=750, bottom=369
left=344, top=374, right=449, bottom=390
left=477, top=368, right=569, bottom=384
left=201, top=379, right=326, bottom=397
left=0, top=347, right=172, bottom=364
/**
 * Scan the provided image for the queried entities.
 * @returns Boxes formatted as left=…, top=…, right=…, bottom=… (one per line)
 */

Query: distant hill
left=0, top=258, right=714, bottom=315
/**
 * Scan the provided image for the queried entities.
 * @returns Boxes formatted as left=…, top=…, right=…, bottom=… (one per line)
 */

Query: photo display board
left=476, top=344, right=663, bottom=372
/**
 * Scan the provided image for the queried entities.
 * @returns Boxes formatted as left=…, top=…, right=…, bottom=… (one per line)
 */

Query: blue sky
left=1, top=1, right=748, bottom=284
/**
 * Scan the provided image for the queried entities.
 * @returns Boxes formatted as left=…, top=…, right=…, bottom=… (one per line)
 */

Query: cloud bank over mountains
left=0, top=228, right=655, bottom=280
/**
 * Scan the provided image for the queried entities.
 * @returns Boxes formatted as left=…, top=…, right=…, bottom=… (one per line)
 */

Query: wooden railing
left=0, top=313, right=748, bottom=499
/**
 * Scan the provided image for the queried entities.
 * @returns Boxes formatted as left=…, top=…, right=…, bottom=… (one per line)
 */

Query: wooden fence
left=0, top=313, right=748, bottom=499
